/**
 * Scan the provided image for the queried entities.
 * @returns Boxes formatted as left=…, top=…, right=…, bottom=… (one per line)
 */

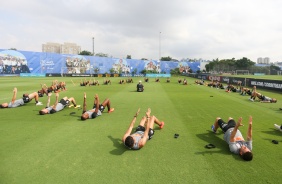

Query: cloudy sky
left=1, top=0, right=282, bottom=62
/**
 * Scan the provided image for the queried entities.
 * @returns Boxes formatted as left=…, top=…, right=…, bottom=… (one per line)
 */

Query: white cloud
left=1, top=0, right=282, bottom=62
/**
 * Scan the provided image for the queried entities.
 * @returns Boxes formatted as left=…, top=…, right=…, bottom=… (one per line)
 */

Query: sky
left=1, top=0, right=282, bottom=62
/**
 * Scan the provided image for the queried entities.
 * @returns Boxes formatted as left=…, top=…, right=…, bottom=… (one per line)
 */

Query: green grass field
left=0, top=76, right=281, bottom=184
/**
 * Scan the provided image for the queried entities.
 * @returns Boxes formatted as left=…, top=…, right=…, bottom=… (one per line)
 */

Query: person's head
left=0, top=103, right=8, bottom=108
left=39, top=108, right=49, bottom=115
left=139, top=80, right=141, bottom=83
left=81, top=113, right=89, bottom=121
left=124, top=136, right=134, bottom=149
left=239, top=145, right=253, bottom=161
left=271, top=98, right=277, bottom=103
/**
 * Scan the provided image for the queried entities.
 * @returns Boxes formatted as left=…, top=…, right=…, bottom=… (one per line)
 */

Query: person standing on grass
left=122, top=108, right=164, bottom=150
left=211, top=116, right=253, bottom=161
left=80, top=93, right=114, bottom=120
left=39, top=92, right=80, bottom=115
left=0, top=87, right=43, bottom=108
left=137, top=80, right=144, bottom=92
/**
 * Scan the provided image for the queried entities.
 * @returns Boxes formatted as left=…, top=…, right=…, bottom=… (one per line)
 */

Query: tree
left=9, top=48, right=17, bottom=50
left=126, top=55, right=131, bottom=59
left=161, top=56, right=172, bottom=61
left=109, top=68, right=115, bottom=74
left=170, top=68, right=181, bottom=75
left=141, top=58, right=148, bottom=60
left=79, top=50, right=92, bottom=56
left=235, top=57, right=255, bottom=69
left=95, top=52, right=108, bottom=57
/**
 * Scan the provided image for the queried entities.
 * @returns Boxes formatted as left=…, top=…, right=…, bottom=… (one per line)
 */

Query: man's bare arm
left=82, top=92, right=87, bottom=113
left=122, top=108, right=140, bottom=142
left=247, top=116, right=252, bottom=141
left=230, top=117, right=243, bottom=142
left=11, top=87, right=17, bottom=103
left=94, top=94, right=99, bottom=113
left=52, top=93, right=59, bottom=110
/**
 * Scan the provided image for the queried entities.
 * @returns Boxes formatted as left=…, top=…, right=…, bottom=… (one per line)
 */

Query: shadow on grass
left=261, top=129, right=282, bottom=143
left=108, top=135, right=127, bottom=155
left=261, top=128, right=282, bottom=136
left=195, top=130, right=230, bottom=156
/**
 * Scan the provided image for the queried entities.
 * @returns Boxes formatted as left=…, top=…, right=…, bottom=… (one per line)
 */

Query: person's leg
left=147, top=115, right=164, bottom=129
left=139, top=116, right=147, bottom=127
left=28, top=92, right=40, bottom=103
left=68, top=97, right=79, bottom=108
left=101, top=98, right=114, bottom=112
left=211, top=117, right=228, bottom=133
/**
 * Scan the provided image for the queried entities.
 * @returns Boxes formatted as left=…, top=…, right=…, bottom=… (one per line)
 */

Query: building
left=42, top=42, right=81, bottom=55
left=257, top=57, right=270, bottom=64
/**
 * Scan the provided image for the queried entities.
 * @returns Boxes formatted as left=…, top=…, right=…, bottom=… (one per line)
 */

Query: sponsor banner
left=121, top=74, right=145, bottom=77
left=146, top=74, right=171, bottom=78
left=0, top=74, right=19, bottom=77
left=71, top=74, right=92, bottom=77
left=207, top=75, right=221, bottom=81
left=249, top=79, right=282, bottom=92
left=20, top=73, right=45, bottom=77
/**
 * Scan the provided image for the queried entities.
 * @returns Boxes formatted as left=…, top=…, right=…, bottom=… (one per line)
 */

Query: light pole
left=92, top=37, right=94, bottom=56
left=159, top=32, right=161, bottom=61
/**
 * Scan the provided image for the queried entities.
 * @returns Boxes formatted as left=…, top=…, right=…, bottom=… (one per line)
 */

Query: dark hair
left=81, top=115, right=86, bottom=121
left=241, top=151, right=253, bottom=161
left=124, top=136, right=134, bottom=149
left=271, top=99, right=277, bottom=103
left=39, top=110, right=46, bottom=115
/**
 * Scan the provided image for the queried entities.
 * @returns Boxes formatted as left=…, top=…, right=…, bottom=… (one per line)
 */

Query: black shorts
left=91, top=112, right=98, bottom=118
left=93, top=104, right=105, bottom=112
left=22, top=96, right=30, bottom=103
left=137, top=88, right=144, bottom=92
left=59, top=99, right=70, bottom=106
left=218, top=119, right=236, bottom=133
left=38, top=92, right=43, bottom=97
left=135, top=125, right=155, bottom=140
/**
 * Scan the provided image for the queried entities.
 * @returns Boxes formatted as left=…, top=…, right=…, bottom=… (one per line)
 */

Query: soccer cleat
left=68, top=104, right=74, bottom=108
left=211, top=125, right=216, bottom=133
left=108, top=108, right=114, bottom=113
left=249, top=98, right=254, bottom=102
left=74, top=105, right=81, bottom=109
left=274, top=124, right=282, bottom=132
left=36, top=102, right=43, bottom=106
left=159, top=122, right=165, bottom=129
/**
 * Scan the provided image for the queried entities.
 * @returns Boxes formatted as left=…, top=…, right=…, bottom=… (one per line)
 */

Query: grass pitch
left=0, top=76, right=281, bottom=184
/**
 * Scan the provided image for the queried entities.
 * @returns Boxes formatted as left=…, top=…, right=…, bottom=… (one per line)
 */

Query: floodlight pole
left=92, top=37, right=95, bottom=56
left=159, top=32, right=161, bottom=61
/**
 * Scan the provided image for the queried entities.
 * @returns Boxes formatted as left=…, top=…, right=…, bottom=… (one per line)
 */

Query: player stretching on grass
left=39, top=93, right=79, bottom=115
left=0, top=87, right=43, bottom=108
left=80, top=93, right=114, bottom=120
left=211, top=116, right=253, bottom=161
left=122, top=108, right=164, bottom=150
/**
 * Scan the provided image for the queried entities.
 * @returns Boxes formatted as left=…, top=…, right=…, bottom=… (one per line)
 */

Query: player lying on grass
left=89, top=79, right=100, bottom=86
left=0, top=87, right=43, bottom=108
left=211, top=116, right=253, bottom=161
left=122, top=108, right=164, bottom=150
left=249, top=91, right=277, bottom=103
left=39, top=93, right=79, bottom=115
left=80, top=93, right=114, bottom=120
